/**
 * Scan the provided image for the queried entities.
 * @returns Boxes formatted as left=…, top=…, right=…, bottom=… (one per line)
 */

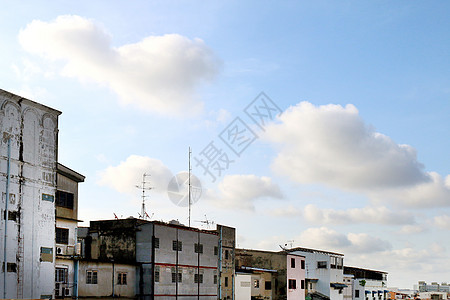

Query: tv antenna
left=195, top=215, right=215, bottom=229
left=136, top=173, right=153, bottom=220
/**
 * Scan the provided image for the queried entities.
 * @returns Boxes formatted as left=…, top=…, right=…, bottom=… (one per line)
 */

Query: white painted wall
left=235, top=273, right=251, bottom=300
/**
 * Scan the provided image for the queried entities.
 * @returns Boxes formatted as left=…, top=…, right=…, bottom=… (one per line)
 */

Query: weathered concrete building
left=0, top=89, right=61, bottom=298
left=78, top=218, right=236, bottom=299
left=55, top=163, right=85, bottom=298
left=235, top=248, right=306, bottom=300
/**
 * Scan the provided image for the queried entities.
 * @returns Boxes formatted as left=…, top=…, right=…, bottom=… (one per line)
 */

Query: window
left=225, top=250, right=229, bottom=259
left=155, top=267, right=160, bottom=282
left=56, top=228, right=69, bottom=244
left=172, top=240, right=182, bottom=251
left=355, top=290, right=360, bottom=298
left=317, top=261, right=327, bottom=269
left=214, top=275, right=218, bottom=284
left=301, top=260, right=305, bottom=269
left=55, top=268, right=67, bottom=283
left=265, top=281, right=272, bottom=290
left=254, top=279, right=260, bottom=288
left=214, top=246, right=218, bottom=255
left=225, top=276, right=229, bottom=287
left=7, top=211, right=18, bottom=221
left=337, top=257, right=343, bottom=269
left=194, top=243, right=203, bottom=254
left=291, top=258, right=296, bottom=268
left=301, top=280, right=305, bottom=289
left=118, top=272, right=127, bottom=285
left=56, top=191, right=74, bottom=209
left=86, top=270, right=98, bottom=284
left=172, top=272, right=182, bottom=283
left=194, top=274, right=203, bottom=283
left=289, top=279, right=297, bottom=289
left=154, top=237, right=159, bottom=248
left=7, top=263, right=17, bottom=272
left=331, top=256, right=337, bottom=269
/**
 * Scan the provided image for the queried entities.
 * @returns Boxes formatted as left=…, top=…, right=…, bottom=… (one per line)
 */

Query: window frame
left=86, top=270, right=98, bottom=284
left=289, top=279, right=297, bottom=290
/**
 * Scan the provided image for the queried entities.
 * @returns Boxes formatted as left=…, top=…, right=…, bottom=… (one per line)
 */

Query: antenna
left=188, top=147, right=192, bottom=227
left=195, top=215, right=215, bottom=229
left=136, top=173, right=152, bottom=220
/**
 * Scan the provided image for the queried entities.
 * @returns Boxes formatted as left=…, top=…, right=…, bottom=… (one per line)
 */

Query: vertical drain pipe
left=3, top=138, right=11, bottom=298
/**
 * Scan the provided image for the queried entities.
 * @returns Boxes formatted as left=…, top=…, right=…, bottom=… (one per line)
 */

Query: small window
left=56, top=191, right=74, bottom=209
left=355, top=290, right=360, bottom=298
left=194, top=243, right=203, bottom=254
left=40, top=247, right=53, bottom=262
left=317, top=261, right=327, bottom=269
left=225, top=250, right=229, bottom=260
left=301, top=279, right=305, bottom=289
left=7, top=211, right=18, bottom=221
left=291, top=258, right=296, bottom=268
left=86, top=270, right=98, bottom=284
left=155, top=267, right=160, bottom=282
left=172, top=272, right=182, bottom=283
left=55, top=268, right=67, bottom=283
left=225, top=276, right=229, bottom=287
left=154, top=237, right=159, bottom=248
left=56, top=228, right=69, bottom=244
left=289, top=279, right=297, bottom=289
left=265, top=281, right=272, bottom=290
left=214, top=275, right=218, bottom=284
left=172, top=241, right=182, bottom=251
left=331, top=256, right=337, bottom=269
left=194, top=274, right=203, bottom=283
left=7, top=263, right=17, bottom=273
left=214, top=246, right=218, bottom=255
left=301, top=260, right=305, bottom=269
left=254, top=279, right=259, bottom=288
left=117, top=272, right=127, bottom=285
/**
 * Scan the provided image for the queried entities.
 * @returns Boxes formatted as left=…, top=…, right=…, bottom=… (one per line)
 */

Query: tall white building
left=0, top=89, right=83, bottom=299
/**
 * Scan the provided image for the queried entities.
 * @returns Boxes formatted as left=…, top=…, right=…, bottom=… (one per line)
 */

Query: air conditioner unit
left=56, top=246, right=65, bottom=255
left=64, top=288, right=70, bottom=296
left=66, top=246, right=75, bottom=256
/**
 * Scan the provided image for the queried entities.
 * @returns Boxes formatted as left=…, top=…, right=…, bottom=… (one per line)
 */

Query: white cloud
left=264, top=101, right=450, bottom=208
left=205, top=174, right=283, bottom=210
left=434, top=215, right=450, bottom=230
left=397, top=224, right=426, bottom=234
left=296, top=227, right=391, bottom=254
left=303, top=204, right=415, bottom=225
left=269, top=205, right=302, bottom=218
left=97, top=155, right=173, bottom=195
left=18, top=15, right=221, bottom=116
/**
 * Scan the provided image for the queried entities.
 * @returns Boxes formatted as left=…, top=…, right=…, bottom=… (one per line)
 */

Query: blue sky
left=1, top=1, right=449, bottom=288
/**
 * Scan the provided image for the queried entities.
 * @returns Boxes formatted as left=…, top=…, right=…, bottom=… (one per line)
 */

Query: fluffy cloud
left=98, top=155, right=173, bottom=195
left=205, top=174, right=283, bottom=210
left=264, top=102, right=450, bottom=207
left=397, top=224, right=427, bottom=234
left=303, top=204, right=415, bottom=225
left=434, top=215, right=450, bottom=230
left=297, top=227, right=391, bottom=254
left=19, top=15, right=221, bottom=116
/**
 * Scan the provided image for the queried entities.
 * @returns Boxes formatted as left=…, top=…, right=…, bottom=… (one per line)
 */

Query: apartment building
left=287, top=247, right=346, bottom=300
left=344, top=266, right=388, bottom=300
left=235, top=248, right=306, bottom=300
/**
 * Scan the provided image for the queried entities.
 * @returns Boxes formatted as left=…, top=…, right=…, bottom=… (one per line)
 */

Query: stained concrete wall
left=0, top=89, right=61, bottom=299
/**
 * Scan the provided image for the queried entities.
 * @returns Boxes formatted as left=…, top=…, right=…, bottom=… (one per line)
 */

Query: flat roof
left=287, top=246, right=344, bottom=256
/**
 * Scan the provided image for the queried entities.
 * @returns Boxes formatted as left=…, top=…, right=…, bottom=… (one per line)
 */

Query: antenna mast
left=136, top=173, right=152, bottom=220
left=188, top=147, right=192, bottom=227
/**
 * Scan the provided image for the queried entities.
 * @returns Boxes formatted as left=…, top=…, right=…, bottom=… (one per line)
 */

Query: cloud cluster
left=303, top=204, right=415, bottom=225
left=296, top=227, right=391, bottom=254
left=434, top=214, right=450, bottom=230
left=98, top=155, right=173, bottom=195
left=205, top=174, right=283, bottom=210
left=264, top=102, right=450, bottom=207
left=19, top=15, right=221, bottom=116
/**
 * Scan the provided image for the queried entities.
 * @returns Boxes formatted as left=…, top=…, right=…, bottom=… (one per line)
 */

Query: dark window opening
left=265, top=281, right=272, bottom=290
left=172, top=240, right=182, bottom=251
left=301, top=260, right=305, bottom=269
left=56, top=191, right=74, bottom=209
left=214, top=275, right=218, bottom=284
left=301, top=279, right=305, bottom=289
left=355, top=290, right=360, bottom=298
left=56, top=227, right=69, bottom=244
left=317, top=261, right=327, bottom=269
left=289, top=279, right=297, bottom=289
left=291, top=257, right=296, bottom=268
left=225, top=249, right=229, bottom=259
left=195, top=243, right=203, bottom=254
left=86, top=270, right=98, bottom=284
left=172, top=272, right=182, bottom=283
left=154, top=237, right=159, bottom=248
left=194, top=274, right=203, bottom=283
left=117, top=273, right=127, bottom=285
left=225, top=276, right=229, bottom=287
left=7, top=263, right=17, bottom=273
left=214, top=246, right=218, bottom=255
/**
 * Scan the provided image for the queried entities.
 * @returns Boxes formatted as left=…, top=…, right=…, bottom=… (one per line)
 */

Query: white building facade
left=0, top=89, right=61, bottom=299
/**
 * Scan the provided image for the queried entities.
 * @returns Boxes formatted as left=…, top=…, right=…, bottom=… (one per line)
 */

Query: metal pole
left=188, top=147, right=191, bottom=227
left=3, top=138, right=11, bottom=298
